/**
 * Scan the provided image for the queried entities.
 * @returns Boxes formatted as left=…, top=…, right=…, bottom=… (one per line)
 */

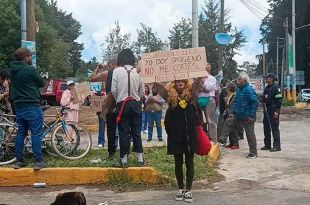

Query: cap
left=66, top=80, right=75, bottom=86
left=264, top=73, right=277, bottom=81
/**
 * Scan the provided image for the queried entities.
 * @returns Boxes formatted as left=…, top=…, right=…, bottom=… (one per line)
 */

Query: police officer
left=261, top=73, right=282, bottom=152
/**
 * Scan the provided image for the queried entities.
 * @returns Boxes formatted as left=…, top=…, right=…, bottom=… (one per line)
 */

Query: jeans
left=141, top=111, right=147, bottom=131
left=98, top=116, right=105, bottom=145
left=147, top=111, right=162, bottom=140
left=117, top=101, right=143, bottom=158
left=15, top=106, right=44, bottom=162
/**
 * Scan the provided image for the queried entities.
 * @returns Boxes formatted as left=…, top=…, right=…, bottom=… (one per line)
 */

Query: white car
left=300, top=89, right=310, bottom=102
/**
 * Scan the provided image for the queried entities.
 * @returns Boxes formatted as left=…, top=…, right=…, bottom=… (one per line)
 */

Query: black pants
left=263, top=112, right=281, bottom=148
left=174, top=152, right=194, bottom=190
left=118, top=101, right=143, bottom=158
left=106, top=112, right=117, bottom=155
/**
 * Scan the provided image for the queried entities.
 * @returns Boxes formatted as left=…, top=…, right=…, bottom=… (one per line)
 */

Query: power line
left=247, top=0, right=269, bottom=13
left=239, top=0, right=265, bottom=20
left=243, top=0, right=268, bottom=18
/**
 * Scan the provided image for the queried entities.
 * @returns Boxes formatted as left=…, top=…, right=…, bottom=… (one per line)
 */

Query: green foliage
left=102, top=21, right=131, bottom=61
left=0, top=0, right=83, bottom=78
left=169, top=17, right=192, bottom=49
left=198, top=0, right=246, bottom=79
left=283, top=99, right=295, bottom=106
left=35, top=0, right=83, bottom=77
left=133, top=23, right=164, bottom=57
left=0, top=0, right=20, bottom=69
left=260, top=0, right=310, bottom=87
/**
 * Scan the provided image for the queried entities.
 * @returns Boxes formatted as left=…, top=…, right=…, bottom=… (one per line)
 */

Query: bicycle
left=0, top=106, right=92, bottom=165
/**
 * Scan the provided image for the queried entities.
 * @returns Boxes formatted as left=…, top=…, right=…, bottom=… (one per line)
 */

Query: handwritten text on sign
left=90, top=95, right=106, bottom=112
left=139, top=47, right=208, bottom=83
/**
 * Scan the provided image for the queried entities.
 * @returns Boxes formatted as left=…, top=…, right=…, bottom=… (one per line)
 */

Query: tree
left=0, top=0, right=20, bottom=70
left=102, top=21, right=131, bottom=61
left=48, top=40, right=71, bottom=78
left=260, top=0, right=310, bottom=87
left=198, top=0, right=246, bottom=79
left=169, top=17, right=192, bottom=49
left=36, top=0, right=84, bottom=77
left=133, top=23, right=164, bottom=56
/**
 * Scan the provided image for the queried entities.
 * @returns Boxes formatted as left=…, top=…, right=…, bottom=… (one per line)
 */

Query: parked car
left=300, top=89, right=310, bottom=102
left=40, top=79, right=67, bottom=106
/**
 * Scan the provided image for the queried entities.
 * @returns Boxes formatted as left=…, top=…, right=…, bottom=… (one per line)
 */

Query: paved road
left=1, top=119, right=310, bottom=205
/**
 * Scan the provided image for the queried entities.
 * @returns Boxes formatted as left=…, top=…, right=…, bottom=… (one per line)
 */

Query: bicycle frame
left=41, top=108, right=72, bottom=142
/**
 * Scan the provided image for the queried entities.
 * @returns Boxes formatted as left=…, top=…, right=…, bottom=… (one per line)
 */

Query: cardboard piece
left=139, top=47, right=208, bottom=83
left=90, top=95, right=106, bottom=112
left=75, top=82, right=91, bottom=102
left=100, top=93, right=115, bottom=118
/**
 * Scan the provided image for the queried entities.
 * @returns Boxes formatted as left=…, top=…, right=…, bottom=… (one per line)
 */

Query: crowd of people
left=4, top=47, right=283, bottom=203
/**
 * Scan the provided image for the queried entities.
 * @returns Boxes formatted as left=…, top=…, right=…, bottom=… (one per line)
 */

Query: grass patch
left=283, top=99, right=295, bottom=106
left=4, top=146, right=218, bottom=189
left=144, top=147, right=219, bottom=185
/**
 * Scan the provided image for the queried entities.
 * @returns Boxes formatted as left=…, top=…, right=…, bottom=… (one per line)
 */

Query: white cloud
left=56, top=0, right=268, bottom=64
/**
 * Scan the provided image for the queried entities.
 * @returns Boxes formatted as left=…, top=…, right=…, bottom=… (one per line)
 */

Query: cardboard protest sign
left=99, top=93, right=115, bottom=118
left=90, top=95, right=105, bottom=112
left=139, top=47, right=208, bottom=83
left=75, top=82, right=91, bottom=102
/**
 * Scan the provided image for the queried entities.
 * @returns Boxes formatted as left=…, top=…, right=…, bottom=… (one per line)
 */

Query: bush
left=282, top=99, right=295, bottom=106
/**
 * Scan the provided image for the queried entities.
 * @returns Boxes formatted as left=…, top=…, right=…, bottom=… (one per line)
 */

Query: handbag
left=195, top=125, right=212, bottom=156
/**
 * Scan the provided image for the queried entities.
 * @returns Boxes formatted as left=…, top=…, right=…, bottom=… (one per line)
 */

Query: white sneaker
left=98, top=144, right=103, bottom=148
left=143, top=130, right=148, bottom=134
left=184, top=191, right=193, bottom=203
left=174, top=189, right=185, bottom=201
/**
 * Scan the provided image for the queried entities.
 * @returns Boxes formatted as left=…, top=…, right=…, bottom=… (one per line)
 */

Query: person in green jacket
left=10, top=48, right=47, bottom=170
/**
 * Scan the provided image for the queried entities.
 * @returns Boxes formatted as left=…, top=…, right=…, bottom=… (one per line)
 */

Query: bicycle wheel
left=42, top=121, right=59, bottom=157
left=51, top=122, right=92, bottom=160
left=0, top=126, right=17, bottom=165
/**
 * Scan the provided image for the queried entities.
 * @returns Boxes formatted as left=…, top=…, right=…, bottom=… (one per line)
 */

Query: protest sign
left=75, top=82, right=91, bottom=102
left=139, top=47, right=208, bottom=83
left=90, top=95, right=105, bottom=112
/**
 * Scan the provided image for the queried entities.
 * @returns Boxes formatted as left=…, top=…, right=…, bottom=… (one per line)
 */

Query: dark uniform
left=262, top=74, right=282, bottom=151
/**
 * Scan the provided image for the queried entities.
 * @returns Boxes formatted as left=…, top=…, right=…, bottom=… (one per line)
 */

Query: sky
left=56, top=0, right=269, bottom=65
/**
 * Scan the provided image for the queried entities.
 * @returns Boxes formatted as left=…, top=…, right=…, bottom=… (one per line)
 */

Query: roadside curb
left=208, top=143, right=221, bottom=163
left=0, top=167, right=166, bottom=187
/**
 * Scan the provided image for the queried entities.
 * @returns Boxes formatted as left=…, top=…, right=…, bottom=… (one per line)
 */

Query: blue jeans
left=147, top=111, right=162, bottom=140
left=15, top=106, right=44, bottom=162
left=141, top=111, right=147, bottom=131
left=98, top=116, right=105, bottom=145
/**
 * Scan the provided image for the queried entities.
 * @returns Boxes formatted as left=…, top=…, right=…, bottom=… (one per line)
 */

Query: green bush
left=282, top=99, right=295, bottom=106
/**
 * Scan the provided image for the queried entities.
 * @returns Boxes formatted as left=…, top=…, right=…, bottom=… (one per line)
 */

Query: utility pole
left=192, top=0, right=199, bottom=48
left=218, top=0, right=224, bottom=71
left=276, top=36, right=279, bottom=80
left=263, top=42, right=266, bottom=87
left=21, top=0, right=27, bottom=40
left=284, top=17, right=290, bottom=100
left=292, top=0, right=296, bottom=102
left=27, top=0, right=36, bottom=41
